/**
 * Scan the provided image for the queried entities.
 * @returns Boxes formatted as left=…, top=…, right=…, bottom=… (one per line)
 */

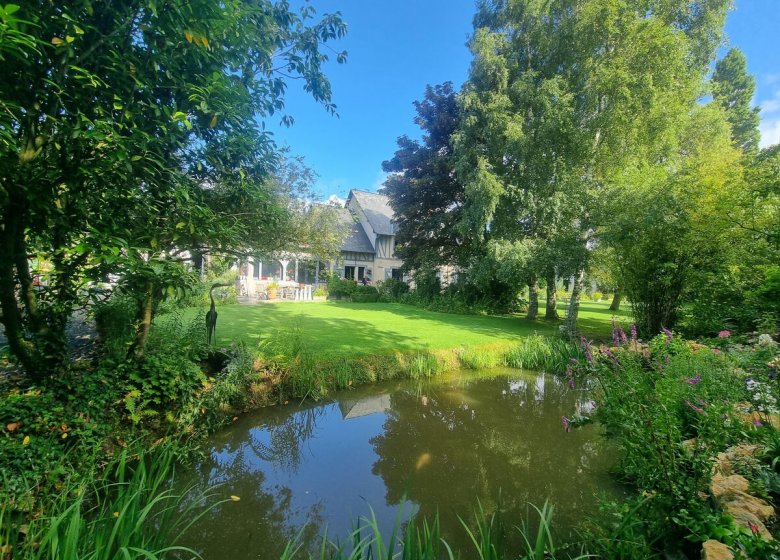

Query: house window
left=344, top=265, right=355, bottom=280
left=385, top=268, right=402, bottom=281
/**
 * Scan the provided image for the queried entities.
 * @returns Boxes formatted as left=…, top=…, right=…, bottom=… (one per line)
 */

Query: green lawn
left=188, top=300, right=629, bottom=359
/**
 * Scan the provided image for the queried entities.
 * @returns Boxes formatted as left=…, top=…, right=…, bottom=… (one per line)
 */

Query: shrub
left=93, top=294, right=137, bottom=361
left=327, top=274, right=356, bottom=300
left=376, top=278, right=410, bottom=301
left=352, top=285, right=380, bottom=303
left=123, top=312, right=209, bottom=422
left=592, top=291, right=603, bottom=301
left=413, top=268, right=441, bottom=300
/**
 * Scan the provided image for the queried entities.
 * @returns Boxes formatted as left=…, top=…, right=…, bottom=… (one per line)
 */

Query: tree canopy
left=0, top=1, right=346, bottom=376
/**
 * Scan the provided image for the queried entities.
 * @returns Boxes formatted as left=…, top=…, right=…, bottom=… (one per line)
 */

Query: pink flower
left=684, top=399, right=704, bottom=414
left=712, top=348, right=722, bottom=355
left=718, top=330, right=731, bottom=338
left=561, top=416, right=571, bottom=432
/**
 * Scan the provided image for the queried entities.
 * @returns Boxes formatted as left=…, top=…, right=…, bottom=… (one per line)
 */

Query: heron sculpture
left=206, top=282, right=231, bottom=345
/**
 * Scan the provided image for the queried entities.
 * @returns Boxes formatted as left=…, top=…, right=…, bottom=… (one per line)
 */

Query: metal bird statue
left=206, top=282, right=231, bottom=345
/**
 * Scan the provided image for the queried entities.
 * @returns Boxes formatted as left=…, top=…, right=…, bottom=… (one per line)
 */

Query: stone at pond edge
left=713, top=444, right=761, bottom=476
left=701, top=539, right=733, bottom=560
left=710, top=473, right=775, bottom=539
left=711, top=473, right=750, bottom=498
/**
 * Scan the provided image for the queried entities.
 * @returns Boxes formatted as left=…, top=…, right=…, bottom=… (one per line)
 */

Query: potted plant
left=266, top=281, right=278, bottom=300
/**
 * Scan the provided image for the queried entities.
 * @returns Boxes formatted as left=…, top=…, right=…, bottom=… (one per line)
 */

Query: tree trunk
left=545, top=268, right=558, bottom=319
left=563, top=267, right=585, bottom=338
left=609, top=288, right=622, bottom=311
left=130, top=282, right=154, bottom=361
left=0, top=203, right=44, bottom=380
left=527, top=275, right=539, bottom=320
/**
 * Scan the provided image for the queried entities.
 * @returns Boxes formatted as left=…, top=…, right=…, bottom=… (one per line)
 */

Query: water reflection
left=180, top=370, right=617, bottom=559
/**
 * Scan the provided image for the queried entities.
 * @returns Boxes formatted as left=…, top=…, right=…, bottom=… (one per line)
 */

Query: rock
left=701, top=539, right=733, bottom=560
left=712, top=444, right=762, bottom=475
left=711, top=473, right=775, bottom=540
left=723, top=503, right=773, bottom=539
left=725, top=491, right=775, bottom=523
left=710, top=473, right=750, bottom=498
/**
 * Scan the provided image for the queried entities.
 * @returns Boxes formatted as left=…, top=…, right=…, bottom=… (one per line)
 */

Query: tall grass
left=279, top=500, right=589, bottom=560
left=1, top=445, right=225, bottom=560
left=267, top=333, right=582, bottom=402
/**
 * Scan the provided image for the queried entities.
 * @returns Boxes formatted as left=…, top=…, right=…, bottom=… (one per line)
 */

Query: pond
left=180, top=369, right=619, bottom=558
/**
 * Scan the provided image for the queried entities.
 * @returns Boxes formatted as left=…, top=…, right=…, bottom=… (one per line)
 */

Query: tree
left=0, top=1, right=346, bottom=377
left=381, top=83, right=468, bottom=272
left=607, top=104, right=743, bottom=334
left=711, top=48, right=761, bottom=154
left=455, top=0, right=730, bottom=337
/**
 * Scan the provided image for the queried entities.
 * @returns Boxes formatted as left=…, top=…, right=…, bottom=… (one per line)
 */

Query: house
left=334, top=189, right=404, bottom=283
left=233, top=189, right=405, bottom=298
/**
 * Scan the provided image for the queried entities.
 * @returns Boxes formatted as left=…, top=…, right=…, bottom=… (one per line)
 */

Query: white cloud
left=759, top=118, right=780, bottom=148
left=763, top=98, right=780, bottom=114
left=759, top=85, right=780, bottom=149
left=326, top=194, right=346, bottom=207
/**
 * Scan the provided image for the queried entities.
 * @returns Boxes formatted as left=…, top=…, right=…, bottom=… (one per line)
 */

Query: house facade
left=334, top=189, right=404, bottom=283
left=231, top=189, right=404, bottom=299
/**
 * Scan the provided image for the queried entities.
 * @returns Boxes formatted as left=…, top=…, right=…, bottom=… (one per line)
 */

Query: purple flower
left=753, top=419, right=764, bottom=427
left=631, top=324, right=637, bottom=341
left=695, top=398, right=708, bottom=408
left=686, top=374, right=702, bottom=386
left=568, top=377, right=576, bottom=389
left=569, top=357, right=579, bottom=364
left=718, top=330, right=731, bottom=338
left=581, top=337, right=593, bottom=364
left=561, top=416, right=571, bottom=432
left=662, top=327, right=673, bottom=343
left=603, top=347, right=620, bottom=366
left=684, top=399, right=704, bottom=414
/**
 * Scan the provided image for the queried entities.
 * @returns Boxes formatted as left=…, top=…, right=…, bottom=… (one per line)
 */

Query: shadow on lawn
left=368, top=303, right=556, bottom=338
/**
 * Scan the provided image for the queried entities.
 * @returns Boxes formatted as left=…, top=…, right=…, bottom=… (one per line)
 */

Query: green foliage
left=412, top=268, right=442, bottom=300
left=382, top=82, right=470, bottom=273
left=0, top=0, right=347, bottom=378
left=1, top=444, right=225, bottom=559
left=712, top=48, right=761, bottom=154
left=352, top=285, right=380, bottom=303
left=281, top=499, right=584, bottom=560
left=124, top=313, right=208, bottom=418
left=327, top=274, right=357, bottom=300
left=0, top=367, right=125, bottom=507
left=376, top=278, right=410, bottom=301
left=570, top=333, right=780, bottom=557
left=93, top=295, right=138, bottom=361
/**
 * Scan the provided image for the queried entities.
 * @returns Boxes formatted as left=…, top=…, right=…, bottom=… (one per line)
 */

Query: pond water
left=180, top=369, right=619, bottom=559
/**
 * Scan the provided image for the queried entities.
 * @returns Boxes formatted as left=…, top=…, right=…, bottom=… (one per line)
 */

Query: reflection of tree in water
left=178, top=405, right=328, bottom=559
left=369, top=373, right=615, bottom=549
left=249, top=406, right=326, bottom=474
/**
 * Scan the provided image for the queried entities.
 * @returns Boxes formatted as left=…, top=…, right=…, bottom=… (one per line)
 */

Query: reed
left=278, top=499, right=587, bottom=560
left=2, top=445, right=225, bottom=560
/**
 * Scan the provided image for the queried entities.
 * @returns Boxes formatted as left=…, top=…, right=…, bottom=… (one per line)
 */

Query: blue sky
left=269, top=0, right=780, bottom=201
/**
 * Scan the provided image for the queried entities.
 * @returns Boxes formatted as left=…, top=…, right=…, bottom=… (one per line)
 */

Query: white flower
left=758, top=334, right=778, bottom=348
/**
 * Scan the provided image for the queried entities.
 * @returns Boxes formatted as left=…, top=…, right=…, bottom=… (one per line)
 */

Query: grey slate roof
left=349, top=190, right=397, bottom=235
left=336, top=207, right=375, bottom=253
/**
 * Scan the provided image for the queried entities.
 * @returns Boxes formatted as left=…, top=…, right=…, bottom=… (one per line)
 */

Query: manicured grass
left=187, top=300, right=627, bottom=360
